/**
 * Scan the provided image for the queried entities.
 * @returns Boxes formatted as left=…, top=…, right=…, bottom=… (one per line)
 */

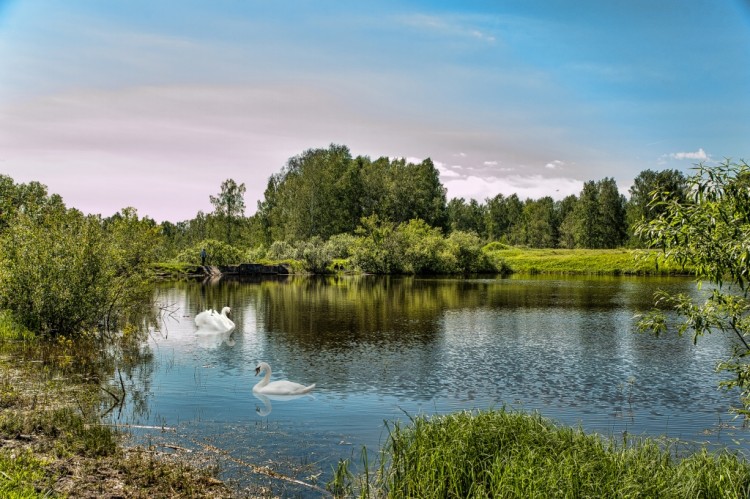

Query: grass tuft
left=352, top=408, right=750, bottom=498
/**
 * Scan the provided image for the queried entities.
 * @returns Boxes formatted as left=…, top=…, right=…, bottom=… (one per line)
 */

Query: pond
left=113, top=275, right=749, bottom=495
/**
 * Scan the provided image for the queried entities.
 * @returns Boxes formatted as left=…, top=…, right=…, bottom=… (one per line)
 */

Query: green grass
left=338, top=409, right=750, bottom=498
left=483, top=246, right=691, bottom=276
left=0, top=450, right=52, bottom=498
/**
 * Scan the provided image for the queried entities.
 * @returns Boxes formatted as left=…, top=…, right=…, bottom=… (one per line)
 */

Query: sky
left=1, top=0, right=749, bottom=222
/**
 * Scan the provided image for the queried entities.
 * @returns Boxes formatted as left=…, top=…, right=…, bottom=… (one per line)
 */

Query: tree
left=636, top=160, right=750, bottom=416
left=627, top=169, right=687, bottom=246
left=485, top=194, right=523, bottom=243
left=556, top=195, right=578, bottom=248
left=572, top=180, right=601, bottom=248
left=210, top=179, right=246, bottom=245
left=569, top=178, right=626, bottom=249
left=516, top=197, right=556, bottom=248
left=447, top=198, right=485, bottom=236
left=598, top=177, right=627, bottom=248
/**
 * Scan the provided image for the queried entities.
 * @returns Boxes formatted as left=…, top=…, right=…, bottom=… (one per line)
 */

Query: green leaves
left=0, top=205, right=159, bottom=337
left=636, top=159, right=750, bottom=416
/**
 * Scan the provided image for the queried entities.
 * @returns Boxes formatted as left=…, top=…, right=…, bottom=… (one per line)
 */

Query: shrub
left=175, top=239, right=244, bottom=266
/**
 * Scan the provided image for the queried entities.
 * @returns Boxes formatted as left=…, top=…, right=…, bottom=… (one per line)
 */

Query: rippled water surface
left=114, top=275, right=749, bottom=494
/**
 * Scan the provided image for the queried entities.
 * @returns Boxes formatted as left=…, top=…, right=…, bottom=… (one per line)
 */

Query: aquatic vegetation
left=337, top=409, right=750, bottom=498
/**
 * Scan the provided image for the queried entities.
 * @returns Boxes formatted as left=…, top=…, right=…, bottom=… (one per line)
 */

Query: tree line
left=157, top=143, right=689, bottom=256
left=0, top=143, right=692, bottom=277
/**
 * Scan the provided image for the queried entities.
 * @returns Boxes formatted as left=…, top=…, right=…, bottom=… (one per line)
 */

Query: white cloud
left=545, top=160, right=564, bottom=169
left=483, top=160, right=498, bottom=166
left=668, top=148, right=707, bottom=160
left=443, top=174, right=582, bottom=202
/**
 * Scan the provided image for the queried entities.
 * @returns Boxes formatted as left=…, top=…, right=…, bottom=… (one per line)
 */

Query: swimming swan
left=253, top=362, right=316, bottom=395
left=195, top=306, right=235, bottom=334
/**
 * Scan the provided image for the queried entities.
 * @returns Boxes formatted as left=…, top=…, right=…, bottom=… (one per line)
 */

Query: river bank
left=0, top=328, right=234, bottom=498
left=154, top=247, right=691, bottom=280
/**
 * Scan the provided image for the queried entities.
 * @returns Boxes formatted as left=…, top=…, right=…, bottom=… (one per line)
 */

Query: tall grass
left=345, top=409, right=750, bottom=498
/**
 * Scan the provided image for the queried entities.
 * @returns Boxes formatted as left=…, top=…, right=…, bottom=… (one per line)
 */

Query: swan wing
left=256, top=381, right=316, bottom=396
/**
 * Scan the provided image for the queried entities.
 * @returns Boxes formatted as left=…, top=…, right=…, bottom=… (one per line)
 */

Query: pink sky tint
left=1, top=83, right=595, bottom=222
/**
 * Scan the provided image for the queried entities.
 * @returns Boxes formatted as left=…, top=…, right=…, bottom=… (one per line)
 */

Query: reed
left=352, top=409, right=750, bottom=498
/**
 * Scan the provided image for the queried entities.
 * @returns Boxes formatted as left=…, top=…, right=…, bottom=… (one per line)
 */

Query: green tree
left=627, top=169, right=687, bottom=246
left=556, top=195, right=578, bottom=248
left=447, top=198, right=486, bottom=236
left=569, top=178, right=626, bottom=249
left=636, top=160, right=750, bottom=416
left=485, top=194, right=523, bottom=243
left=515, top=197, right=556, bottom=248
left=598, top=177, right=627, bottom=248
left=210, top=178, right=246, bottom=245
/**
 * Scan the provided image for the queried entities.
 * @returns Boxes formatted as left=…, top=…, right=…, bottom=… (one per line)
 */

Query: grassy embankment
left=484, top=245, right=691, bottom=276
left=332, top=410, right=750, bottom=498
left=0, top=312, right=232, bottom=498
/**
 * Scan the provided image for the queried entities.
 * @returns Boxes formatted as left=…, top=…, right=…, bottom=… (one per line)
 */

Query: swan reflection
left=195, top=329, right=236, bottom=349
left=253, top=392, right=313, bottom=417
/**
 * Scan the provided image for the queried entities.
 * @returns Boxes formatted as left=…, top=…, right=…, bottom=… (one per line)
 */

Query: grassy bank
left=336, top=409, right=750, bottom=498
left=0, top=317, right=232, bottom=498
left=484, top=246, right=690, bottom=276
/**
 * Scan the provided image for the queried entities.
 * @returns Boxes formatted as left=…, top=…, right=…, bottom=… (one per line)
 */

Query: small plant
left=327, top=458, right=354, bottom=497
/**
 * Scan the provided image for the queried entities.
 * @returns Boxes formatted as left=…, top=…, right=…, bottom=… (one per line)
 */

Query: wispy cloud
left=397, top=13, right=496, bottom=43
left=545, top=160, right=564, bottom=170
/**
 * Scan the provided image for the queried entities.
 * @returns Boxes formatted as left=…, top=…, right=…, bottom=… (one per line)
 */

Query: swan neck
left=254, top=365, right=272, bottom=391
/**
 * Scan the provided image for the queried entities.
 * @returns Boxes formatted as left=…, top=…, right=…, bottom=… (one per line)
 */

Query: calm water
left=113, top=275, right=749, bottom=495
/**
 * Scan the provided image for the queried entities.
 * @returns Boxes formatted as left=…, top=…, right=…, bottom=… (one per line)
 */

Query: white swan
left=194, top=306, right=235, bottom=334
left=253, top=362, right=316, bottom=395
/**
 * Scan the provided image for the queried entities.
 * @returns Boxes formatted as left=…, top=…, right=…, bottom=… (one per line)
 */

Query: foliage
left=297, top=236, right=333, bottom=273
left=266, top=240, right=299, bottom=261
left=359, top=409, right=750, bottom=498
left=350, top=217, right=497, bottom=275
left=444, top=230, right=493, bottom=273
left=324, top=233, right=357, bottom=260
left=255, top=145, right=449, bottom=243
left=174, top=239, right=245, bottom=266
left=636, top=160, right=750, bottom=415
left=0, top=205, right=158, bottom=337
left=627, top=169, right=687, bottom=247
left=351, top=215, right=401, bottom=274
left=210, top=178, right=246, bottom=245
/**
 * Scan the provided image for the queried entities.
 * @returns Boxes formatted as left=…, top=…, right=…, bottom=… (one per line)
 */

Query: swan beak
left=255, top=366, right=260, bottom=376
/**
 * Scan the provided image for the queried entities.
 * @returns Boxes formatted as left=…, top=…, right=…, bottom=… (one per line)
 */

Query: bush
left=266, top=240, right=298, bottom=261
left=0, top=207, right=158, bottom=337
left=175, top=239, right=244, bottom=266
left=324, top=233, right=357, bottom=259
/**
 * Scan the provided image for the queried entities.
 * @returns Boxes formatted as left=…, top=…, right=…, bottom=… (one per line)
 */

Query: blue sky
left=1, top=0, right=748, bottom=222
